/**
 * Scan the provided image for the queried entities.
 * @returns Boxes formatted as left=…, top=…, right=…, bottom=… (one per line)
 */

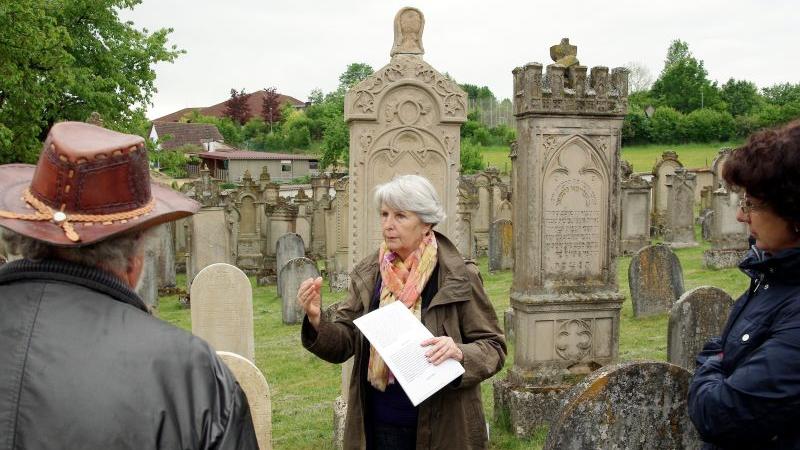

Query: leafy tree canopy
left=721, top=78, right=762, bottom=117
left=762, top=83, right=800, bottom=107
left=0, top=0, right=183, bottom=163
left=651, top=39, right=722, bottom=113
left=338, top=62, right=374, bottom=92
left=224, top=88, right=251, bottom=125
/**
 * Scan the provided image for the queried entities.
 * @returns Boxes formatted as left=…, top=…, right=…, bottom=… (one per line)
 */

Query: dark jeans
left=371, top=424, right=417, bottom=450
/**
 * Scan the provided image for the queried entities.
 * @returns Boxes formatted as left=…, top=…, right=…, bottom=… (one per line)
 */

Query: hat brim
left=0, top=164, right=199, bottom=247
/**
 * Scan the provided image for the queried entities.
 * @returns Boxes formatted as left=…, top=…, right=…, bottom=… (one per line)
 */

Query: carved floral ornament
left=555, top=319, right=593, bottom=361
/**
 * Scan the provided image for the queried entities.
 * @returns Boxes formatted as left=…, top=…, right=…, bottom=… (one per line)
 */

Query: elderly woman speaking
left=689, top=120, right=800, bottom=449
left=298, top=174, right=505, bottom=450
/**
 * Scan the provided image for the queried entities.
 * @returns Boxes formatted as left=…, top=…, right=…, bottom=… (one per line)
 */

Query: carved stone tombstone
left=668, top=286, right=734, bottom=370
left=279, top=257, right=319, bottom=324
left=154, top=222, right=176, bottom=289
left=187, top=207, right=233, bottom=290
left=330, top=177, right=350, bottom=291
left=704, top=188, right=749, bottom=268
left=544, top=361, right=702, bottom=450
left=494, top=39, right=628, bottom=436
left=651, top=151, right=683, bottom=233
left=233, top=170, right=265, bottom=272
left=488, top=218, right=513, bottom=271
left=190, top=263, right=255, bottom=363
left=345, top=6, right=467, bottom=269
left=217, top=351, right=272, bottom=450
left=276, top=232, right=305, bottom=294
left=136, top=231, right=159, bottom=308
left=620, top=174, right=652, bottom=255
left=629, top=244, right=685, bottom=317
left=664, top=168, right=698, bottom=247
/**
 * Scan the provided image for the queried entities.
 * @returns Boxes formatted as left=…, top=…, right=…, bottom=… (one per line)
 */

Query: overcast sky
left=120, top=0, right=799, bottom=120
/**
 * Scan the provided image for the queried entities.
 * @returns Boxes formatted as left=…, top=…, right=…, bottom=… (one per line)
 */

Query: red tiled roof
left=198, top=150, right=318, bottom=161
left=152, top=91, right=306, bottom=122
left=151, top=122, right=224, bottom=151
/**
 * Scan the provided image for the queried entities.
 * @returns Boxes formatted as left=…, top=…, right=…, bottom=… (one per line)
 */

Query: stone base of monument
left=493, top=378, right=570, bottom=437
left=666, top=240, right=699, bottom=249
left=703, top=248, right=748, bottom=269
left=333, top=396, right=347, bottom=449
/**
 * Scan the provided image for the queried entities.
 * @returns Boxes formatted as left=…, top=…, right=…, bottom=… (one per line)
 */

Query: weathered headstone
left=136, top=231, right=159, bottom=309
left=494, top=38, right=627, bottom=436
left=664, top=168, right=698, bottom=247
left=188, top=207, right=233, bottom=290
left=190, top=263, right=255, bottom=362
left=488, top=219, right=513, bottom=271
left=345, top=6, right=467, bottom=268
left=544, top=361, right=702, bottom=450
left=704, top=188, right=749, bottom=269
left=620, top=174, right=652, bottom=255
left=651, top=151, right=683, bottom=233
left=629, top=244, right=685, bottom=317
left=216, top=351, right=272, bottom=450
left=279, top=257, right=320, bottom=324
left=668, top=286, right=734, bottom=370
left=276, top=232, right=305, bottom=294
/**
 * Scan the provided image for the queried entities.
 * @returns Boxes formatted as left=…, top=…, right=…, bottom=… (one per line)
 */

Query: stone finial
left=550, top=38, right=579, bottom=68
left=620, top=160, right=633, bottom=180
left=86, top=112, right=104, bottom=127
left=259, top=166, right=271, bottom=181
left=390, top=7, right=425, bottom=57
left=243, top=169, right=252, bottom=181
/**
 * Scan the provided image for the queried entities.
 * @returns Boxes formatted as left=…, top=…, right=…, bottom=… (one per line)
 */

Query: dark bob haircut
left=723, top=120, right=800, bottom=226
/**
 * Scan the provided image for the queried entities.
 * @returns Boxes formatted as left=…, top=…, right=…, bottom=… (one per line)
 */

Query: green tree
left=762, top=83, right=800, bottom=106
left=0, top=0, right=182, bottom=163
left=338, top=62, right=374, bottom=91
left=721, top=78, right=762, bottom=117
left=181, top=112, right=243, bottom=147
left=460, top=142, right=485, bottom=174
left=650, top=106, right=686, bottom=143
left=651, top=39, right=721, bottom=113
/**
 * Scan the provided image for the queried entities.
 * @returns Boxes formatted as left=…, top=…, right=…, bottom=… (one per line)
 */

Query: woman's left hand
left=421, top=336, right=464, bottom=365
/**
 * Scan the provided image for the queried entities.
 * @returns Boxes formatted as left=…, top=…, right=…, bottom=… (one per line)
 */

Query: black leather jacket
left=689, top=247, right=800, bottom=449
left=0, top=259, right=258, bottom=450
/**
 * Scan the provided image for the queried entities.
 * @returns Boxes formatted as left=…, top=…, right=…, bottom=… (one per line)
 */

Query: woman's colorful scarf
left=367, top=231, right=438, bottom=391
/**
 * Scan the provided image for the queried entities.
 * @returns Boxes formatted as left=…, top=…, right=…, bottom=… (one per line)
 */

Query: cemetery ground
left=157, top=231, right=750, bottom=449
left=480, top=141, right=743, bottom=175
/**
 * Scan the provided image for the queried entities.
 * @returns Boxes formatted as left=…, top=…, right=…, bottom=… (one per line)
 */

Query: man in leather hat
left=0, top=122, right=258, bottom=449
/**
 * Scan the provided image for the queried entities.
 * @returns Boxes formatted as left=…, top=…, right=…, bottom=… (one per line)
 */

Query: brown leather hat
left=0, top=122, right=200, bottom=246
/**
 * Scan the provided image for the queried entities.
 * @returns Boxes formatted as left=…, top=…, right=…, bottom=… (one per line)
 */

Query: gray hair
left=374, top=174, right=446, bottom=225
left=1, top=228, right=148, bottom=275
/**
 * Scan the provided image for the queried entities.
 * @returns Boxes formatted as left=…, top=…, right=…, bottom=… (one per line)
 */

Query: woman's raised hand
left=297, top=276, right=324, bottom=330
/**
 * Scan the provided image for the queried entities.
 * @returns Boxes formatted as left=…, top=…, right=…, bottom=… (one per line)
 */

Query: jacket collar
left=350, top=231, right=471, bottom=310
left=0, top=258, right=148, bottom=312
left=739, top=246, right=800, bottom=284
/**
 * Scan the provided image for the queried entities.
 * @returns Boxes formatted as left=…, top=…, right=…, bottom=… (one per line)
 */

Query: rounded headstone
left=279, top=257, right=320, bottom=324
left=190, top=263, right=255, bottom=362
left=544, top=361, right=702, bottom=450
left=217, top=351, right=272, bottom=450
left=276, top=233, right=305, bottom=294
left=629, top=244, right=684, bottom=317
left=668, top=286, right=734, bottom=370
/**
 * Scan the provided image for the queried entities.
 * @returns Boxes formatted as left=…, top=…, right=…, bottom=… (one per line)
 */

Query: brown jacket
left=302, top=232, right=506, bottom=449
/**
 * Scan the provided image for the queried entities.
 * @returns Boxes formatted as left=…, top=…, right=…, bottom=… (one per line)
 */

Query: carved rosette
left=555, top=319, right=593, bottom=361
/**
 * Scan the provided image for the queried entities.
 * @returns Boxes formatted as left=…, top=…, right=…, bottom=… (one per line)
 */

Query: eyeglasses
left=738, top=194, right=767, bottom=215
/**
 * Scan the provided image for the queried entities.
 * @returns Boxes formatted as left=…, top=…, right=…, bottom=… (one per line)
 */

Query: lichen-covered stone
left=668, top=286, right=734, bottom=370
left=629, top=244, right=684, bottom=317
left=544, top=361, right=702, bottom=449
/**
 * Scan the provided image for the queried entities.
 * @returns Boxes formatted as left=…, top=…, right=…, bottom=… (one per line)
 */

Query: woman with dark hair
left=689, top=120, right=800, bottom=449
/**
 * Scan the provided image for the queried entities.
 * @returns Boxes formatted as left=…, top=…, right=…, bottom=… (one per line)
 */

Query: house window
left=309, top=160, right=318, bottom=170
left=281, top=160, right=292, bottom=173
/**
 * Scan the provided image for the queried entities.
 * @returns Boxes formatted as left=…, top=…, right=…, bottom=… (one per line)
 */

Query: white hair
left=374, top=174, right=446, bottom=225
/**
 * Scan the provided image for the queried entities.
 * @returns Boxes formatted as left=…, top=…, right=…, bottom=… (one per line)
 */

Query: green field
left=478, top=141, right=743, bottom=176
left=157, top=234, right=748, bottom=449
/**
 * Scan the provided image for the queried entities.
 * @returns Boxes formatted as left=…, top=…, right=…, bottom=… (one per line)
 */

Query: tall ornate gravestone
left=217, top=351, right=272, bottom=450
left=629, top=244, right=685, bottom=317
left=233, top=170, right=266, bottom=273
left=329, top=176, right=350, bottom=291
left=651, top=151, right=683, bottom=234
left=544, top=361, right=702, bottom=449
left=668, top=286, right=734, bottom=370
left=704, top=188, right=749, bottom=269
left=664, top=167, right=698, bottom=247
left=494, top=39, right=628, bottom=436
left=620, top=173, right=652, bottom=255
left=190, top=263, right=255, bottom=363
left=488, top=218, right=513, bottom=271
left=711, top=147, right=733, bottom=190
left=344, top=6, right=467, bottom=269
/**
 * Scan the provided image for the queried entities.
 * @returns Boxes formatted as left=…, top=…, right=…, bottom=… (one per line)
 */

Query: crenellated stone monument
left=494, top=39, right=628, bottom=436
left=344, top=6, right=467, bottom=268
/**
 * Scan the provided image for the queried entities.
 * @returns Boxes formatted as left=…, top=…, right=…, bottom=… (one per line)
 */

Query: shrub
left=650, top=106, right=685, bottom=144
left=471, top=127, right=491, bottom=146
left=684, top=108, right=735, bottom=142
left=460, top=142, right=485, bottom=174
left=622, top=106, right=651, bottom=145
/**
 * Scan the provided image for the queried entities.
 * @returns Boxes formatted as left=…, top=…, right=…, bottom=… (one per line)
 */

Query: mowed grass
left=155, top=229, right=750, bottom=449
left=475, top=141, right=744, bottom=176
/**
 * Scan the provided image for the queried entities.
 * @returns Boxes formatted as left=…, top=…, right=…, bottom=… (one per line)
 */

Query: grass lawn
left=156, top=233, right=749, bottom=449
left=476, top=141, right=744, bottom=176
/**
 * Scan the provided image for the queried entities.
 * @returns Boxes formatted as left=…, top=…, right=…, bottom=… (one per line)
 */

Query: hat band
left=0, top=189, right=155, bottom=243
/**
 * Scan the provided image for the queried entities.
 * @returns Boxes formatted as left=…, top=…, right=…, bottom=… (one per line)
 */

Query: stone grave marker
left=488, top=219, right=513, bottom=271
left=668, top=286, right=734, bottom=370
left=544, top=361, right=702, bottom=450
left=217, top=351, right=272, bottom=450
left=136, top=231, right=159, bottom=309
left=279, top=257, right=320, bottom=324
left=276, top=233, right=305, bottom=294
left=629, top=244, right=685, bottom=317
left=190, top=263, right=255, bottom=362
